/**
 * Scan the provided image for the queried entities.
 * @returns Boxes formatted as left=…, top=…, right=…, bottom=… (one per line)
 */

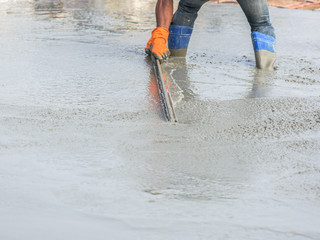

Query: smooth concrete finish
left=255, top=49, right=277, bottom=70
left=1, top=1, right=320, bottom=240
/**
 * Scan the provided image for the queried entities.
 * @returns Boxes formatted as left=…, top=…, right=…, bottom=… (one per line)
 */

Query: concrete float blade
left=153, top=58, right=177, bottom=122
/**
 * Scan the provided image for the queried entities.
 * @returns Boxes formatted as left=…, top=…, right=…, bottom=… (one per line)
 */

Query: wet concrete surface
left=1, top=0, right=320, bottom=239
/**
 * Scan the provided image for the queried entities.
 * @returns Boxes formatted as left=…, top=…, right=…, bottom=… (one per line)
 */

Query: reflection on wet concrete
left=164, top=58, right=276, bottom=103
left=164, top=58, right=195, bottom=101
left=31, top=0, right=156, bottom=33
left=33, top=0, right=64, bottom=18
left=247, top=69, right=275, bottom=98
left=162, top=58, right=277, bottom=120
left=145, top=57, right=164, bottom=120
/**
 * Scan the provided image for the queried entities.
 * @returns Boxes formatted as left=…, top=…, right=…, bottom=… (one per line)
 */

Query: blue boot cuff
left=252, top=31, right=275, bottom=53
left=168, top=24, right=193, bottom=50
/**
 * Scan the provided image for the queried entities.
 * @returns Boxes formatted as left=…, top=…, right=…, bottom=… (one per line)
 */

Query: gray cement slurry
left=0, top=1, right=320, bottom=239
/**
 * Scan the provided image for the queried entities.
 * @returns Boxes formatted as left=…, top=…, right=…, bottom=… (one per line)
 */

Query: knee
left=248, top=13, right=271, bottom=28
left=248, top=14, right=275, bottom=37
left=173, top=0, right=208, bottom=26
left=178, top=0, right=208, bottom=14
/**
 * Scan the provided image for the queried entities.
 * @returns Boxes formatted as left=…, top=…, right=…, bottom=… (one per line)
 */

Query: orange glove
left=145, top=27, right=170, bottom=63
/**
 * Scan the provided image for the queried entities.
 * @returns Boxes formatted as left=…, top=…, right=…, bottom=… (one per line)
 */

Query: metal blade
left=152, top=57, right=177, bottom=123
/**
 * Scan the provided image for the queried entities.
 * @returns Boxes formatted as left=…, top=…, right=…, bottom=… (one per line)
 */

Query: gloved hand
left=145, top=27, right=170, bottom=63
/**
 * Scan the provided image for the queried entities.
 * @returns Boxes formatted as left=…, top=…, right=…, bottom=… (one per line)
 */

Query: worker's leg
left=237, top=0, right=276, bottom=69
left=168, top=0, right=209, bottom=57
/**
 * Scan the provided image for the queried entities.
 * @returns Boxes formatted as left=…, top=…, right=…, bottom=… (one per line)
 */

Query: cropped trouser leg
left=168, top=0, right=208, bottom=56
left=237, top=0, right=275, bottom=37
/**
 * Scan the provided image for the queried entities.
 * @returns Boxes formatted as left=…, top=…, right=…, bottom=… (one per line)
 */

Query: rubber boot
left=168, top=24, right=193, bottom=57
left=252, top=31, right=276, bottom=70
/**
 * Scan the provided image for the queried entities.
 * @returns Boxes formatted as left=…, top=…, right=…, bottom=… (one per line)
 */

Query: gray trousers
left=173, top=0, right=275, bottom=37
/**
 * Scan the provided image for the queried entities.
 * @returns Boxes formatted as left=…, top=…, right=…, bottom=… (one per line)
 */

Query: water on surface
left=0, top=1, right=320, bottom=239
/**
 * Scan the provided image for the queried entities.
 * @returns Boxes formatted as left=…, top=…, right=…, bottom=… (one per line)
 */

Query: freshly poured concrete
left=1, top=0, right=320, bottom=239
